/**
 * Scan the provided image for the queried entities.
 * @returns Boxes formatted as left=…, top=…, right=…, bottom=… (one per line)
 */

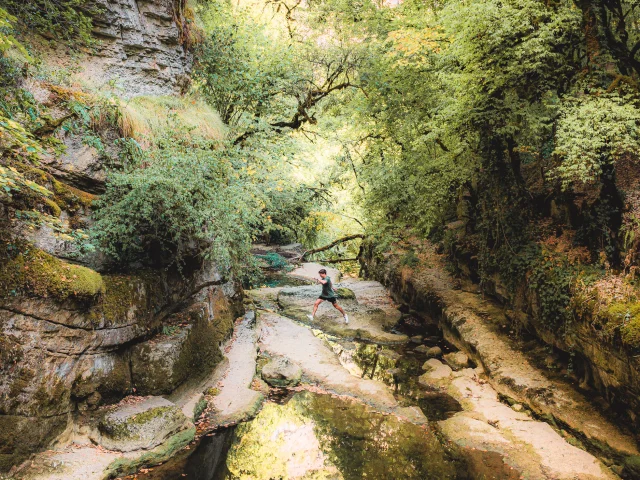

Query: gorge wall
left=0, top=1, right=240, bottom=472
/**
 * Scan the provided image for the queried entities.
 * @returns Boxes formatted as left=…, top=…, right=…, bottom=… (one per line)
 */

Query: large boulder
left=262, top=356, right=302, bottom=387
left=91, top=397, right=191, bottom=452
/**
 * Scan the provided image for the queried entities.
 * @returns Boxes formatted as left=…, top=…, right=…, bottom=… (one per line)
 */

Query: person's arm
left=317, top=278, right=328, bottom=284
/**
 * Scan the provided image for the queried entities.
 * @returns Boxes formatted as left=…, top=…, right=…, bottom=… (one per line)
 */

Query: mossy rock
left=336, top=287, right=356, bottom=299
left=261, top=356, right=302, bottom=387
left=104, top=427, right=196, bottom=479
left=0, top=240, right=103, bottom=302
left=131, top=299, right=234, bottom=395
left=0, top=414, right=68, bottom=472
left=624, top=455, right=640, bottom=477
left=94, top=397, right=191, bottom=452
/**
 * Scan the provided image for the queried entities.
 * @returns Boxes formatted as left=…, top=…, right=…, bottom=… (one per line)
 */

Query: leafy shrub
left=553, top=92, right=640, bottom=188
left=400, top=250, right=419, bottom=268
left=3, top=0, right=97, bottom=46
left=91, top=136, right=259, bottom=274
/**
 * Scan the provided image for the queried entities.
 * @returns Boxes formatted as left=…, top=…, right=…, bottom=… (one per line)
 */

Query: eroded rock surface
left=44, top=0, right=193, bottom=97
left=362, top=243, right=640, bottom=466
left=91, top=397, right=191, bottom=452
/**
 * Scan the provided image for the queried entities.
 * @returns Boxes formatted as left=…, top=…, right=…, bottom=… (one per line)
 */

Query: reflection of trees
left=301, top=392, right=456, bottom=480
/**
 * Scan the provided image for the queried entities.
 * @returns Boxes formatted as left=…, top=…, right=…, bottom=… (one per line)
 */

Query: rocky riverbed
left=27, top=261, right=631, bottom=480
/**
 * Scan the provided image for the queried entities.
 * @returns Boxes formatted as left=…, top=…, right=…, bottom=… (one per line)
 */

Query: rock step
left=419, top=359, right=616, bottom=479
left=258, top=311, right=426, bottom=425
left=371, top=249, right=640, bottom=463
left=89, top=396, right=191, bottom=453
left=204, top=311, right=265, bottom=427
left=276, top=276, right=407, bottom=345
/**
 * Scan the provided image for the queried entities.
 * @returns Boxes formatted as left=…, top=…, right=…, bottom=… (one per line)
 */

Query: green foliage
left=91, top=134, right=259, bottom=273
left=400, top=250, right=419, bottom=268
left=256, top=252, right=291, bottom=271
left=3, top=0, right=96, bottom=46
left=553, top=92, right=640, bottom=187
left=194, top=0, right=294, bottom=126
left=0, top=7, right=28, bottom=56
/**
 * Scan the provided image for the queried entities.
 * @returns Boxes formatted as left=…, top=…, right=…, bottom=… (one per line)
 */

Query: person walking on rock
left=309, top=269, right=349, bottom=324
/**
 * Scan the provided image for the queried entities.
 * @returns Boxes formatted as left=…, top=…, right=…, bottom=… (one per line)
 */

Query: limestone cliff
left=40, top=0, right=193, bottom=97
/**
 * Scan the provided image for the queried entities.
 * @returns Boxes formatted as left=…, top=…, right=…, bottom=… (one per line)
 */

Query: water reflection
left=224, top=391, right=460, bottom=480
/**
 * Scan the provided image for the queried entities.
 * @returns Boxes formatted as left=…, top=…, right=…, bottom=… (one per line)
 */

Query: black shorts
left=319, top=296, right=337, bottom=304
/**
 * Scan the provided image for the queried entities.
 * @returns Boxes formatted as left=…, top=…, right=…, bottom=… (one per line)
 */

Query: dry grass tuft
left=117, top=96, right=226, bottom=146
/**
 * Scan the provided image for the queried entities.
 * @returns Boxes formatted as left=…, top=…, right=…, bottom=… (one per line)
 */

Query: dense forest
left=4, top=0, right=640, bottom=340
left=3, top=0, right=640, bottom=475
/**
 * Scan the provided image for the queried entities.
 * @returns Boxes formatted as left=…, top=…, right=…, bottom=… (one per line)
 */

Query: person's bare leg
left=333, top=302, right=348, bottom=323
left=312, top=299, right=323, bottom=318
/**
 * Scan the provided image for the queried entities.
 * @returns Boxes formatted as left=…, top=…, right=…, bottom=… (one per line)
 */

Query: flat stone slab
left=258, top=312, right=426, bottom=425
left=91, top=396, right=190, bottom=452
left=384, top=246, right=640, bottom=460
left=436, top=371, right=616, bottom=479
left=206, top=312, right=264, bottom=426
left=277, top=283, right=406, bottom=345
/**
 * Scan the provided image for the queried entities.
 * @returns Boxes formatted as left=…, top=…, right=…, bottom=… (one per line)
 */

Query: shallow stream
left=131, top=275, right=521, bottom=480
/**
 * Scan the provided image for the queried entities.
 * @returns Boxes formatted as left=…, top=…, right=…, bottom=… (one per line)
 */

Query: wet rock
left=410, top=335, right=423, bottom=344
left=92, top=397, right=191, bottom=452
left=414, top=345, right=430, bottom=354
left=427, top=346, right=443, bottom=358
left=262, top=356, right=302, bottom=387
left=443, top=352, right=470, bottom=371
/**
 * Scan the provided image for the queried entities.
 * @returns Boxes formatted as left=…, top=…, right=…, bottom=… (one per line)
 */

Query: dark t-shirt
left=320, top=277, right=336, bottom=299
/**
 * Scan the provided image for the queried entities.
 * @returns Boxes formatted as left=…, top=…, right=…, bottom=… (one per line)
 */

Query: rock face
left=0, top=269, right=239, bottom=470
left=362, top=242, right=640, bottom=469
left=131, top=294, right=234, bottom=395
left=261, top=356, right=302, bottom=387
left=79, top=0, right=192, bottom=97
left=92, top=397, right=191, bottom=452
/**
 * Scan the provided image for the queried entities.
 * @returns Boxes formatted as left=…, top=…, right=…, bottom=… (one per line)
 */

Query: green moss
left=51, top=178, right=96, bottom=210
left=13, top=163, right=96, bottom=214
left=43, top=197, right=62, bottom=217
left=87, top=272, right=165, bottom=328
left=193, top=398, right=207, bottom=421
left=335, top=287, right=356, bottom=299
left=0, top=240, right=103, bottom=302
left=101, top=406, right=174, bottom=441
left=598, top=302, right=640, bottom=348
left=104, top=427, right=196, bottom=479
